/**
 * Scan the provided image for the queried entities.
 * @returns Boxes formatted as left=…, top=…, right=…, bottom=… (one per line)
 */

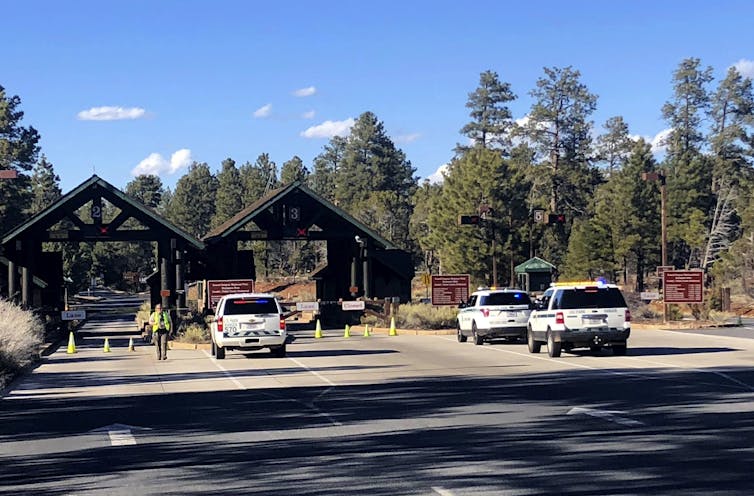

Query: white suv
left=527, top=281, right=631, bottom=357
left=210, top=293, right=287, bottom=359
left=457, top=288, right=533, bottom=345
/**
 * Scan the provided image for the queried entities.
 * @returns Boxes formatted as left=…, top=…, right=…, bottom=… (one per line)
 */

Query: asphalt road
left=2, top=317, right=754, bottom=495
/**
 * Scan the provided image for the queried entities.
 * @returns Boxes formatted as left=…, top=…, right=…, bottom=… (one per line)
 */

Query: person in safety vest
left=149, top=303, right=172, bottom=360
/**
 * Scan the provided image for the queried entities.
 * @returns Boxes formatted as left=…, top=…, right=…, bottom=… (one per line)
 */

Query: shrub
left=178, top=323, right=209, bottom=344
left=396, top=303, right=458, bottom=329
left=0, top=299, right=44, bottom=372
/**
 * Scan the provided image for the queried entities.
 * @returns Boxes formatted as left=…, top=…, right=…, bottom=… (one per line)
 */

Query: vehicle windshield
left=223, top=298, right=279, bottom=315
left=555, top=287, right=627, bottom=309
left=480, top=292, right=531, bottom=306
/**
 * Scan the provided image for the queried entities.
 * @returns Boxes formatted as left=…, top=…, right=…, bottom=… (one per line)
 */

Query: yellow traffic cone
left=103, top=338, right=111, bottom=353
left=389, top=317, right=398, bottom=336
left=363, top=324, right=370, bottom=337
left=314, top=319, right=323, bottom=339
left=343, top=324, right=351, bottom=338
left=128, top=337, right=135, bottom=351
left=66, top=332, right=76, bottom=354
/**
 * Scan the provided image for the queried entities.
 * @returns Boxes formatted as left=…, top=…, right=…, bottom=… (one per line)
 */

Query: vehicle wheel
left=472, top=323, right=483, bottom=346
left=547, top=330, right=561, bottom=357
left=216, top=346, right=226, bottom=360
left=457, top=323, right=467, bottom=343
left=270, top=345, right=287, bottom=358
left=612, top=344, right=627, bottom=356
left=590, top=345, right=602, bottom=353
left=527, top=326, right=541, bottom=354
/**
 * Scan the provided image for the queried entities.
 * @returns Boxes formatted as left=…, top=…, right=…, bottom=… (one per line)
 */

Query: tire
left=590, top=345, right=602, bottom=353
left=547, top=330, right=561, bottom=357
left=612, top=344, right=627, bottom=356
left=457, top=323, right=467, bottom=343
left=270, top=344, right=287, bottom=358
left=527, top=326, right=541, bottom=354
left=472, top=323, right=483, bottom=346
left=216, top=345, right=226, bottom=360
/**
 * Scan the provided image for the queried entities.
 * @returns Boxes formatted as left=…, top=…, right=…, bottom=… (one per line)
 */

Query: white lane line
left=202, top=350, right=247, bottom=390
left=108, top=429, right=136, bottom=446
left=625, top=356, right=754, bottom=391
left=288, top=357, right=337, bottom=386
left=432, top=487, right=456, bottom=496
left=567, top=407, right=644, bottom=426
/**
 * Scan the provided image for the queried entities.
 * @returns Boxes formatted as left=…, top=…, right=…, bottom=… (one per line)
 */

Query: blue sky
left=5, top=0, right=754, bottom=192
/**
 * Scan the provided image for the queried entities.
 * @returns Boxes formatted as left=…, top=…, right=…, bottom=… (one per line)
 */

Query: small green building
left=515, top=257, right=556, bottom=293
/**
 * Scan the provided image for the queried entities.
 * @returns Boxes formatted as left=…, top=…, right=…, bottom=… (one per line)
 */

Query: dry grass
left=0, top=299, right=44, bottom=373
left=178, top=323, right=209, bottom=344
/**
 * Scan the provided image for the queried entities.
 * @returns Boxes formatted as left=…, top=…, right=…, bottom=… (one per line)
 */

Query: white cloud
left=427, top=163, right=449, bottom=184
left=394, top=133, right=421, bottom=144
left=253, top=103, right=273, bottom=118
left=650, top=128, right=672, bottom=155
left=132, top=148, right=193, bottom=176
left=77, top=106, right=146, bottom=121
left=733, top=59, right=754, bottom=79
left=293, top=86, right=317, bottom=97
left=300, top=118, right=355, bottom=138
left=302, top=110, right=316, bottom=119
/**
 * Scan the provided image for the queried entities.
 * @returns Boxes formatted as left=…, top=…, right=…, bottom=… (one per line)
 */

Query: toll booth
left=515, top=257, right=556, bottom=293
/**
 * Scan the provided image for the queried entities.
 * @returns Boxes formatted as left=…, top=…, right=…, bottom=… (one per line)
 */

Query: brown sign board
left=663, top=270, right=704, bottom=303
left=431, top=274, right=470, bottom=306
left=160, top=289, right=171, bottom=297
left=0, top=170, right=18, bottom=179
left=207, top=279, right=255, bottom=309
left=656, top=265, right=674, bottom=276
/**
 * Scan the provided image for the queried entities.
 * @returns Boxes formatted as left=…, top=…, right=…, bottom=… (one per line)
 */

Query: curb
left=169, top=341, right=212, bottom=351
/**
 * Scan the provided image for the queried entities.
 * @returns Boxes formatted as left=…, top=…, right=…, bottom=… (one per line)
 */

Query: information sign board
left=207, top=279, right=255, bottom=309
left=342, top=301, right=365, bottom=311
left=61, top=310, right=86, bottom=321
left=431, top=274, right=470, bottom=306
left=663, top=270, right=704, bottom=303
left=296, top=301, right=320, bottom=312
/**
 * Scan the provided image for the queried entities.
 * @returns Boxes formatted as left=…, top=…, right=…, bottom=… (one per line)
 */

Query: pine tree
left=29, top=154, right=62, bottom=214
left=280, top=155, right=309, bottom=185
left=165, top=162, right=218, bottom=238
left=240, top=153, right=277, bottom=206
left=595, top=116, right=633, bottom=177
left=458, top=70, right=517, bottom=152
left=522, top=66, right=599, bottom=266
left=333, top=112, right=417, bottom=248
left=212, top=158, right=243, bottom=228
left=662, top=57, right=714, bottom=267
left=309, top=136, right=346, bottom=202
left=0, top=85, right=41, bottom=234
left=125, top=175, right=164, bottom=208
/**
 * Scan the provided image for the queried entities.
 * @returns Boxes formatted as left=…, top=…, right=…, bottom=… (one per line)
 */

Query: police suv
left=527, top=281, right=631, bottom=357
left=457, top=287, right=533, bottom=345
left=210, top=293, right=287, bottom=359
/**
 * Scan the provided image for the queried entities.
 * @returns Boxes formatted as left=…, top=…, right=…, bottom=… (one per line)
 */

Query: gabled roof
left=203, top=181, right=397, bottom=249
left=514, top=256, right=556, bottom=274
left=2, top=175, right=205, bottom=250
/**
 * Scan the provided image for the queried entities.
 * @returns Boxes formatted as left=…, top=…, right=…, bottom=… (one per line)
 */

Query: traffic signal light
left=458, top=215, right=481, bottom=225
left=548, top=213, right=566, bottom=225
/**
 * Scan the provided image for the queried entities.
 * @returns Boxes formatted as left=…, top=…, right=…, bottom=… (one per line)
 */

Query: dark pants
left=154, top=330, right=168, bottom=359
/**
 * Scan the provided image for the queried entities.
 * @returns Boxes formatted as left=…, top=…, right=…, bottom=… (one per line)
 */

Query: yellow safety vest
left=151, top=311, right=171, bottom=332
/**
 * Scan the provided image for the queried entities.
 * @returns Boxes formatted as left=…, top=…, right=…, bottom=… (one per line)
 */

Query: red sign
left=160, top=289, right=171, bottom=297
left=663, top=270, right=704, bottom=303
left=207, top=279, right=255, bottom=309
left=431, top=275, right=470, bottom=306
left=0, top=170, right=18, bottom=179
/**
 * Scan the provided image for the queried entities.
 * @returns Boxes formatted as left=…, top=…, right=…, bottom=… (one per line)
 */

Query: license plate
left=242, top=323, right=262, bottom=330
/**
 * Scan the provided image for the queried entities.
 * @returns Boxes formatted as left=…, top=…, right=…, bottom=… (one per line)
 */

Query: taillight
left=217, top=317, right=223, bottom=332
left=625, top=309, right=631, bottom=322
left=481, top=308, right=490, bottom=317
left=555, top=312, right=564, bottom=325
left=279, top=315, right=286, bottom=331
